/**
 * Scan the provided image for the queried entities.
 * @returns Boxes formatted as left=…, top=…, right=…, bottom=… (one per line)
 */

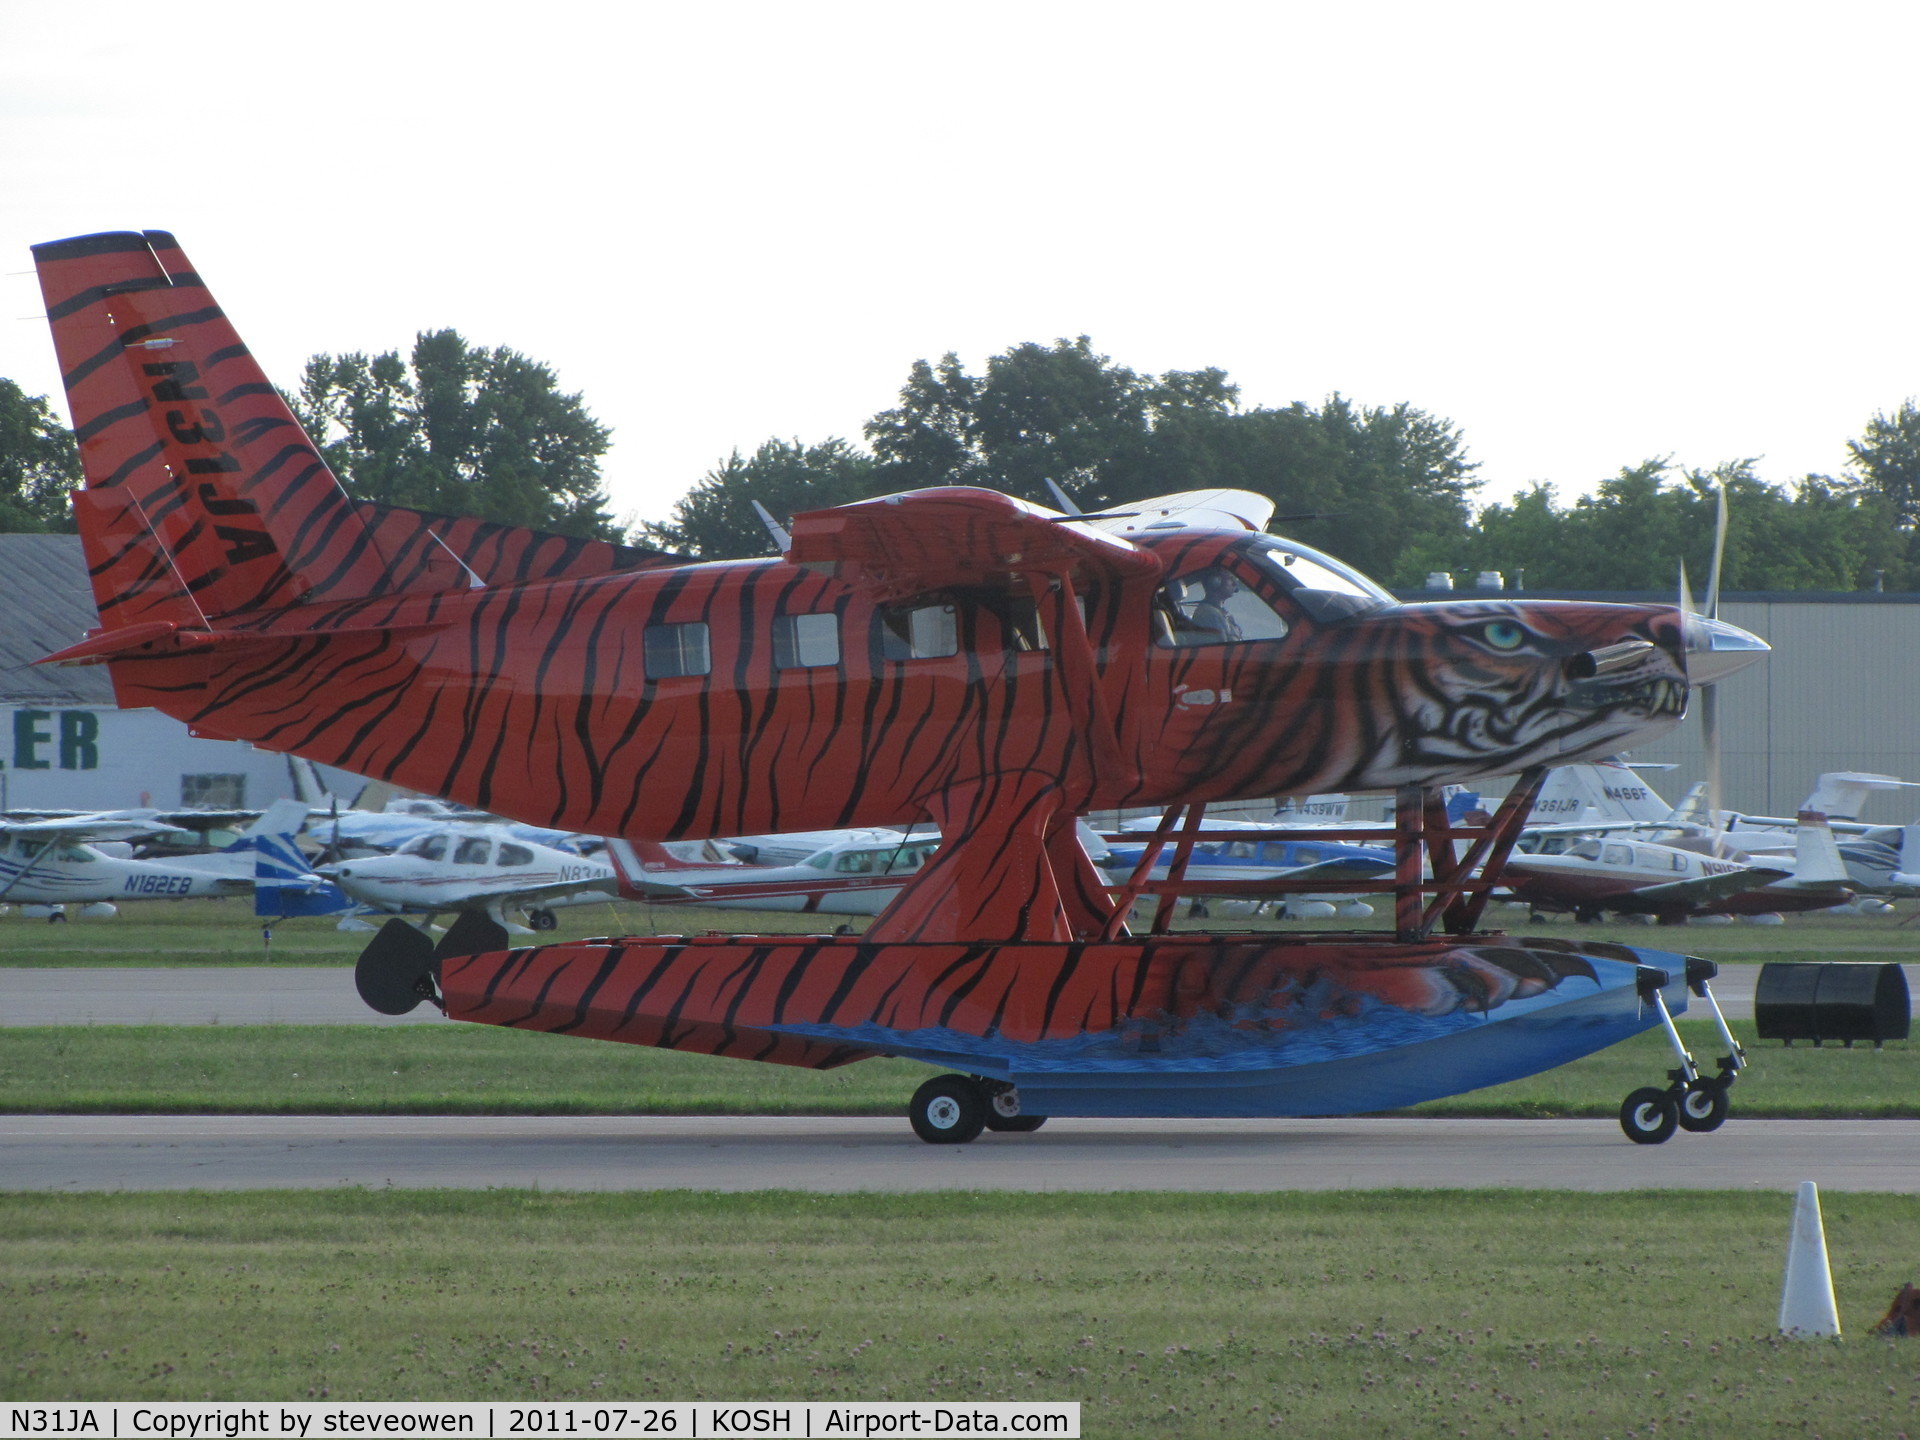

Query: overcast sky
left=3, top=0, right=1914, bottom=530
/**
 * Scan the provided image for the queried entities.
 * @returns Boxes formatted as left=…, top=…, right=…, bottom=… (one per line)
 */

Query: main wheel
left=527, top=908, right=559, bottom=932
left=1676, top=1078, right=1730, bottom=1133
left=1619, top=1086, right=1679, bottom=1145
left=983, top=1086, right=1048, bottom=1134
left=910, top=1075, right=988, bottom=1144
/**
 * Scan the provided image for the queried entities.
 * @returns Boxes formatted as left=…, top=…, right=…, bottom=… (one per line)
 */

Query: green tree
left=638, top=438, right=880, bottom=558
left=1846, top=399, right=1920, bottom=525
left=292, top=331, right=619, bottom=539
left=866, top=337, right=1238, bottom=510
left=1445, top=461, right=1898, bottom=593
left=0, top=379, right=80, bottom=532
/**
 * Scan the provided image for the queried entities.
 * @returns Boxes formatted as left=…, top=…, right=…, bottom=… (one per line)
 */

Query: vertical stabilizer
left=32, top=230, right=466, bottom=628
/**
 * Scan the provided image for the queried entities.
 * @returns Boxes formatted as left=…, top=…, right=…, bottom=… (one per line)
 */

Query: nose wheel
left=1617, top=960, right=1746, bottom=1144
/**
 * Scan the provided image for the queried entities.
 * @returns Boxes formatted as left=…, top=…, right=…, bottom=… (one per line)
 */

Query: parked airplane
left=611, top=833, right=942, bottom=915
left=33, top=229, right=1770, bottom=1146
left=0, top=800, right=310, bottom=919
left=312, top=826, right=619, bottom=932
left=1101, top=829, right=1393, bottom=920
left=1501, top=810, right=1853, bottom=923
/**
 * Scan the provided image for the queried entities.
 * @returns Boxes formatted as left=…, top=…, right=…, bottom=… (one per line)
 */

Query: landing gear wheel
left=1619, top=1086, right=1679, bottom=1145
left=983, top=1087, right=1048, bottom=1134
left=910, top=1075, right=989, bottom=1145
left=527, top=908, right=559, bottom=932
left=1676, top=1078, right=1730, bottom=1133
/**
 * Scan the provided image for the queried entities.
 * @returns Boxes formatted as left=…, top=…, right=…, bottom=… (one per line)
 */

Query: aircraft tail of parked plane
left=1526, top=760, right=1677, bottom=826
left=252, top=831, right=355, bottom=919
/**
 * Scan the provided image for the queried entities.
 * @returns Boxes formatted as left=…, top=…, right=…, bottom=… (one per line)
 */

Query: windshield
left=1246, top=537, right=1394, bottom=621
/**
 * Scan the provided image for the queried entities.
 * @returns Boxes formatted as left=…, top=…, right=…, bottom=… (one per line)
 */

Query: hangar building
left=0, top=535, right=356, bottom=812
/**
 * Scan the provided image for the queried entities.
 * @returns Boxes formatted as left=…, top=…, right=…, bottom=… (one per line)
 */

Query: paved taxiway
left=10, top=960, right=1914, bottom=1026
left=4, top=1114, right=1915, bottom=1191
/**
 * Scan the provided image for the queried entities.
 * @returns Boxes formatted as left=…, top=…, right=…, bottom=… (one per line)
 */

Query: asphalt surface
left=3, top=1114, right=1914, bottom=1192
left=10, top=960, right=1917, bottom=1026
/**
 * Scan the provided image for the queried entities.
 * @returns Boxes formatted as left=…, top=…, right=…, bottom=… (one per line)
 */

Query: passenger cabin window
left=1154, top=568, right=1290, bottom=646
left=497, top=843, right=534, bottom=867
left=1603, top=843, right=1633, bottom=866
left=877, top=603, right=959, bottom=660
left=773, top=612, right=841, bottom=669
left=404, top=836, right=447, bottom=861
left=1570, top=839, right=1604, bottom=861
left=836, top=851, right=877, bottom=874
left=58, top=845, right=95, bottom=864
left=644, top=621, right=711, bottom=679
left=453, top=837, right=492, bottom=865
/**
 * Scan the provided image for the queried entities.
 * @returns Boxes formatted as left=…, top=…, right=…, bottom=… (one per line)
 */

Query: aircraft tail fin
left=1529, top=760, right=1671, bottom=826
left=1801, top=772, right=1917, bottom=823
left=252, top=830, right=354, bottom=918
left=31, top=230, right=471, bottom=633
left=1786, top=811, right=1851, bottom=889
left=222, top=798, right=313, bottom=851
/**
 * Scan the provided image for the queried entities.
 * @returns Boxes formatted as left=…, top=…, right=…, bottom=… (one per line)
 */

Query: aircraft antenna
left=750, top=501, right=793, bottom=553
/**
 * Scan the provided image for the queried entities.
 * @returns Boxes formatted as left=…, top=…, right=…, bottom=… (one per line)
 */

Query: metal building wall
left=1581, top=598, right=1920, bottom=823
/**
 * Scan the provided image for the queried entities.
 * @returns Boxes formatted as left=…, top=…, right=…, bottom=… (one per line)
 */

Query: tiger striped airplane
left=32, top=229, right=1769, bottom=1144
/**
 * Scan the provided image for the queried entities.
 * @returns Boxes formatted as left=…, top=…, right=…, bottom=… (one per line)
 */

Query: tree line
left=5, top=334, right=1919, bottom=591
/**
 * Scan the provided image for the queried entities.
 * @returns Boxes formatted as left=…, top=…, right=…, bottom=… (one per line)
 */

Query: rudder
left=33, top=230, right=465, bottom=625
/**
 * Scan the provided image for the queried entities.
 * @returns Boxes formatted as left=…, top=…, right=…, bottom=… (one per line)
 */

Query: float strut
left=1638, top=966, right=1699, bottom=1085
left=1685, top=955, right=1747, bottom=1084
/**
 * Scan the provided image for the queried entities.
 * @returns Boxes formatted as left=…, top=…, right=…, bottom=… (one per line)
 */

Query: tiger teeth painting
left=31, top=230, right=1770, bottom=1142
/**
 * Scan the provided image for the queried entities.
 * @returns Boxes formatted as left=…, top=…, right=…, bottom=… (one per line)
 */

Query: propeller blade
left=1704, top=474, right=1728, bottom=621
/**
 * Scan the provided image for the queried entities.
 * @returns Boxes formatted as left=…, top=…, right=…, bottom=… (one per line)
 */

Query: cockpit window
left=1154, top=567, right=1290, bottom=646
left=1247, top=537, right=1394, bottom=621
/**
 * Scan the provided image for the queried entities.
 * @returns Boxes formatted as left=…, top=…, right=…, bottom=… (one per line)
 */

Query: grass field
left=3, top=1189, right=1916, bottom=1431
left=3, top=897, right=1917, bottom=965
left=0, top=1019, right=1909, bottom=1117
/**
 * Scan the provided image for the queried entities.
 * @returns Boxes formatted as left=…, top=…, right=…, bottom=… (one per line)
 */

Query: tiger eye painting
left=32, top=230, right=1770, bottom=1143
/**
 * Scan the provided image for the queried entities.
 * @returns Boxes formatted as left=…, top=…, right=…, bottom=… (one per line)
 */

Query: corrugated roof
left=0, top=534, right=112, bottom=704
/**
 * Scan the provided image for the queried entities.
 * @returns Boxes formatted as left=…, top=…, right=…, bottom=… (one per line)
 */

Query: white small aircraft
left=314, top=825, right=618, bottom=932
left=0, top=799, right=310, bottom=919
left=608, top=833, right=942, bottom=915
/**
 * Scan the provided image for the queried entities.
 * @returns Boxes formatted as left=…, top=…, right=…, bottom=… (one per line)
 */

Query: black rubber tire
left=986, top=1115, right=1048, bottom=1133
left=982, top=1084, right=1047, bottom=1133
left=910, top=1075, right=988, bottom=1145
left=1620, top=1086, right=1679, bottom=1145
left=1676, top=1078, right=1730, bottom=1133
left=528, top=908, right=559, bottom=932
left=48, top=911, right=67, bottom=924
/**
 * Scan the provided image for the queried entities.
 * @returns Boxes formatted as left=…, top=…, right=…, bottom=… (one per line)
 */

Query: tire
left=1619, top=1086, right=1678, bottom=1145
left=983, top=1086, right=1048, bottom=1133
left=910, top=1075, right=988, bottom=1145
left=1676, top=1078, right=1730, bottom=1133
left=528, top=908, right=559, bottom=932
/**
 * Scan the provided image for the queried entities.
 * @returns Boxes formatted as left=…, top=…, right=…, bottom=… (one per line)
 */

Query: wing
left=1072, top=489, right=1276, bottom=537
left=1615, top=866, right=1791, bottom=908
left=0, top=815, right=193, bottom=844
left=784, top=486, right=1162, bottom=601
left=462, top=876, right=619, bottom=910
